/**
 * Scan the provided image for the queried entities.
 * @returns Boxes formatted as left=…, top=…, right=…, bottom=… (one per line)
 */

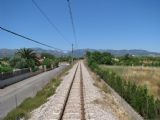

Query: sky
left=0, top=0, right=160, bottom=52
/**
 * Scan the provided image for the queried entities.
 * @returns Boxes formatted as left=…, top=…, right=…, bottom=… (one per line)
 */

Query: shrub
left=31, top=66, right=39, bottom=72
left=15, top=59, right=28, bottom=69
left=42, top=58, right=53, bottom=68
left=0, top=65, right=13, bottom=73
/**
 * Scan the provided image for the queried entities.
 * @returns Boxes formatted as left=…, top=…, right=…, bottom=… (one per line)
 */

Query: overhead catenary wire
left=0, top=26, right=69, bottom=52
left=31, top=0, right=72, bottom=46
left=67, top=0, right=78, bottom=49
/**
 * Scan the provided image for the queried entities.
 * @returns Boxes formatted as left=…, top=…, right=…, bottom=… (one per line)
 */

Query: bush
left=16, top=59, right=28, bottom=69
left=0, top=65, right=13, bottom=73
left=42, top=58, right=53, bottom=68
left=31, top=66, right=39, bottom=72
left=10, top=57, right=35, bottom=69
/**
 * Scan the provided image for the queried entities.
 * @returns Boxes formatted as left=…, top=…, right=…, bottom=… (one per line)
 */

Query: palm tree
left=16, top=48, right=40, bottom=67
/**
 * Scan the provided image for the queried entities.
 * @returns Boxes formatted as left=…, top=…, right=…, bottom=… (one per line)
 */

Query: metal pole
left=72, top=44, right=73, bottom=65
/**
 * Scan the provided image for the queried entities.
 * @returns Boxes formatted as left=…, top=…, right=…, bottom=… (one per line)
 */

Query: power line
left=31, top=0, right=72, bottom=45
left=0, top=26, right=68, bottom=51
left=67, top=0, right=78, bottom=48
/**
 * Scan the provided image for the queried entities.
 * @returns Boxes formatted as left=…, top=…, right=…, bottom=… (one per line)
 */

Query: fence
left=0, top=65, right=58, bottom=88
left=0, top=68, right=30, bottom=80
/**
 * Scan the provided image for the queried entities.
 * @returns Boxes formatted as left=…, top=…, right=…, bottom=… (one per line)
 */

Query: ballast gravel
left=29, top=62, right=123, bottom=120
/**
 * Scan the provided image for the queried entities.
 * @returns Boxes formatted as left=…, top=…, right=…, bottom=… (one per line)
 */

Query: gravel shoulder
left=29, top=61, right=130, bottom=120
left=84, top=61, right=130, bottom=120
left=29, top=63, right=79, bottom=120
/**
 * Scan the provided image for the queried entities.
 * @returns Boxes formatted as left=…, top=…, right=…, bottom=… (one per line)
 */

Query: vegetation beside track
left=100, top=65, right=160, bottom=99
left=86, top=51, right=160, bottom=119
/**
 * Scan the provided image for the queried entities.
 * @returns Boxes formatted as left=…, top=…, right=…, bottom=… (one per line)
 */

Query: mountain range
left=0, top=48, right=160, bottom=58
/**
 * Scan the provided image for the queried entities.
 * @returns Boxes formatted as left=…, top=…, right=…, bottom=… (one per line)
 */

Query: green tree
left=16, top=48, right=39, bottom=68
left=42, top=58, right=53, bottom=68
left=102, top=54, right=113, bottom=65
left=0, top=65, right=13, bottom=73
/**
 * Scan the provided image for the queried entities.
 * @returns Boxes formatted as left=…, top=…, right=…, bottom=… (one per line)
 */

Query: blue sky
left=0, top=0, right=160, bottom=52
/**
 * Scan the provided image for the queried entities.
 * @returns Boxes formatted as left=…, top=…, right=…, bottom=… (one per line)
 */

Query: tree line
left=85, top=51, right=160, bottom=67
left=0, top=48, right=73, bottom=73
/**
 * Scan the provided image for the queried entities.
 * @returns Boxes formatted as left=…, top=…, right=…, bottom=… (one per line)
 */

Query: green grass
left=4, top=78, right=60, bottom=120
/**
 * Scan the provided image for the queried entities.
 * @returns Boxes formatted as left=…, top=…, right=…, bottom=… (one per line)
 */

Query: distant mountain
left=71, top=49, right=160, bottom=57
left=0, top=48, right=160, bottom=58
left=0, top=49, right=17, bottom=58
left=0, top=48, right=64, bottom=58
left=104, top=49, right=160, bottom=56
left=32, top=48, right=65, bottom=56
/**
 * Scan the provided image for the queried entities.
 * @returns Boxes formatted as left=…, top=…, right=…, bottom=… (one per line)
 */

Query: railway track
left=30, top=61, right=121, bottom=120
left=58, top=62, right=85, bottom=120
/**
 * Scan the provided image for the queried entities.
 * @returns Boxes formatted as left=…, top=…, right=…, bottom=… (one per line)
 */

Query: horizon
left=1, top=0, right=160, bottom=52
left=0, top=47, right=160, bottom=54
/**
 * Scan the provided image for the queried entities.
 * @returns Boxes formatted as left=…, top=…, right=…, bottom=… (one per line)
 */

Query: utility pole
left=72, top=44, right=73, bottom=65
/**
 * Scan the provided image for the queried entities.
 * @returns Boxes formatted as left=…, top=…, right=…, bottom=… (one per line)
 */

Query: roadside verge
left=0, top=65, right=70, bottom=120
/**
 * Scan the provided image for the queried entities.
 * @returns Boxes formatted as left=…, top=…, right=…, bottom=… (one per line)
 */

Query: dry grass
left=100, top=65, right=160, bottom=99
